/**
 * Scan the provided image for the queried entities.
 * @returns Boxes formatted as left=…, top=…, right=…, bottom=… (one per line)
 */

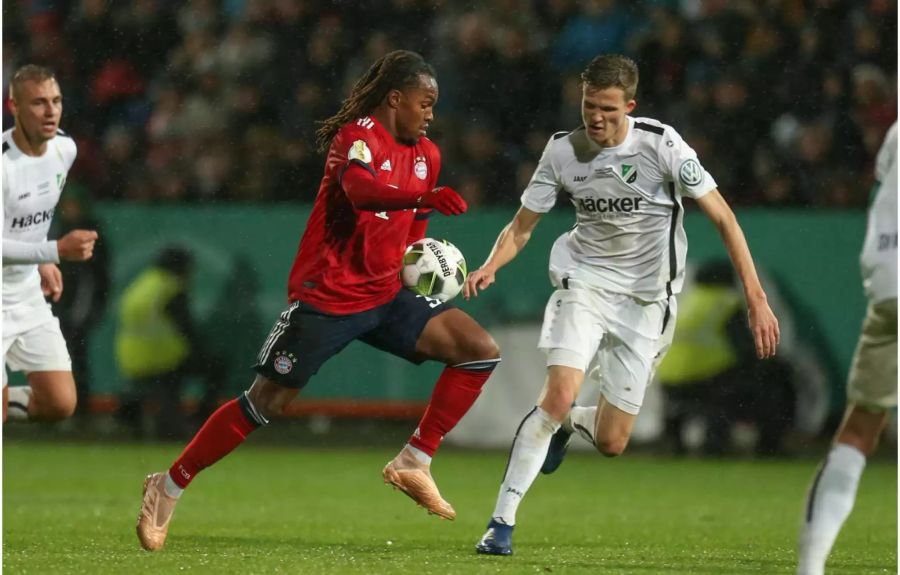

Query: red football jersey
left=287, top=116, right=441, bottom=314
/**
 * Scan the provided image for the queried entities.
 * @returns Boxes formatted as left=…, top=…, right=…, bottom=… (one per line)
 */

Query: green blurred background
left=83, top=205, right=864, bottom=417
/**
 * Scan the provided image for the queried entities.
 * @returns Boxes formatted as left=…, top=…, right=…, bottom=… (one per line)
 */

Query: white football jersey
left=860, top=121, right=897, bottom=303
left=522, top=116, right=716, bottom=301
left=2, top=128, right=77, bottom=310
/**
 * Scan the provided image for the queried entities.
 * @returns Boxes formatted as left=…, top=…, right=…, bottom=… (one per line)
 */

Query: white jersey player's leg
left=478, top=285, right=601, bottom=555
left=5, top=316, right=74, bottom=422
left=797, top=299, right=896, bottom=575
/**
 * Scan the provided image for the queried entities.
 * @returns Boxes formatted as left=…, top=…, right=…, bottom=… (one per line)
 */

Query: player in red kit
left=136, top=50, right=501, bottom=552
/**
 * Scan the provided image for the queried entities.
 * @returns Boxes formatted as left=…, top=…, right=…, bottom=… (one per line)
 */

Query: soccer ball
left=401, top=238, right=467, bottom=302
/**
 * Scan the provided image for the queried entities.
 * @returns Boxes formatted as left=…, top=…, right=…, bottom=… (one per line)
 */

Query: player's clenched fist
left=418, top=186, right=467, bottom=216
left=57, top=229, right=98, bottom=261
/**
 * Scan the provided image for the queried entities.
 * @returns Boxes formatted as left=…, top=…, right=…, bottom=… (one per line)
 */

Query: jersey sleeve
left=331, top=122, right=383, bottom=182
left=2, top=238, right=60, bottom=264
left=59, top=134, right=77, bottom=171
left=875, top=122, right=898, bottom=183
left=657, top=125, right=717, bottom=199
left=521, top=136, right=562, bottom=213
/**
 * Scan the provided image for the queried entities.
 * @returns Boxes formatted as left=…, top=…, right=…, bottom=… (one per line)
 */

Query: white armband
left=2, top=238, right=59, bottom=264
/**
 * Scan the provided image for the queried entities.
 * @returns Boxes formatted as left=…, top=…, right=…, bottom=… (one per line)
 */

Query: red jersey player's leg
left=361, top=290, right=500, bottom=520
left=137, top=300, right=379, bottom=551
left=384, top=308, right=499, bottom=519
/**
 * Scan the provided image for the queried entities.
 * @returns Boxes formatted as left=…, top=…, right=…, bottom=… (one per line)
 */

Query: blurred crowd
left=3, top=0, right=896, bottom=207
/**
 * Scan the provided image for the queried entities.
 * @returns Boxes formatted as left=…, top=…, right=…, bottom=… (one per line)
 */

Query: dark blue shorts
left=253, top=289, right=452, bottom=388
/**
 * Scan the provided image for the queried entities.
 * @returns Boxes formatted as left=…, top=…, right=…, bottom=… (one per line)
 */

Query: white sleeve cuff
left=2, top=238, right=59, bottom=265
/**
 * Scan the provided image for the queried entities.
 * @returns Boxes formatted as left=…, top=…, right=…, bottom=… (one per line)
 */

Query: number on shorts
left=416, top=294, right=443, bottom=309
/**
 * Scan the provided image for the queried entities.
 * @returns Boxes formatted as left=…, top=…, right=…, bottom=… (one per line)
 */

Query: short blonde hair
left=10, top=65, right=57, bottom=101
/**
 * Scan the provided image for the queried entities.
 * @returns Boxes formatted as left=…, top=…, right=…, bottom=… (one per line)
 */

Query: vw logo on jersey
left=414, top=158, right=428, bottom=180
left=679, top=159, right=703, bottom=187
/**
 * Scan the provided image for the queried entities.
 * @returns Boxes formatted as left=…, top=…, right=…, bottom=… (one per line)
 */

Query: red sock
left=409, top=361, right=498, bottom=456
left=168, top=394, right=263, bottom=488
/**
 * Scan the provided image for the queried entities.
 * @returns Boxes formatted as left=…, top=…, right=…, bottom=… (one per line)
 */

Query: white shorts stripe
left=257, top=302, right=300, bottom=364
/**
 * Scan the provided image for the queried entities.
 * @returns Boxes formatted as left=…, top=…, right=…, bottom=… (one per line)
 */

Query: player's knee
left=542, top=388, right=577, bottom=421
left=452, top=330, right=500, bottom=365
left=247, top=385, right=290, bottom=420
left=595, top=436, right=628, bottom=457
left=470, top=331, right=500, bottom=361
left=252, top=393, right=287, bottom=420
left=42, top=395, right=76, bottom=421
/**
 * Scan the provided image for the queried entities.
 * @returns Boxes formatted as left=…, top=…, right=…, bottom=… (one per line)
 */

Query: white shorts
left=538, top=280, right=676, bottom=415
left=846, top=298, right=897, bottom=410
left=3, top=300, right=71, bottom=386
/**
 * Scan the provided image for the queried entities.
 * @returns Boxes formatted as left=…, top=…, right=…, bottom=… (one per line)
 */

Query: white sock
left=491, top=407, right=560, bottom=526
left=568, top=405, right=597, bottom=444
left=407, top=444, right=432, bottom=466
left=164, top=473, right=184, bottom=499
left=7, top=386, right=32, bottom=421
left=797, top=443, right=866, bottom=575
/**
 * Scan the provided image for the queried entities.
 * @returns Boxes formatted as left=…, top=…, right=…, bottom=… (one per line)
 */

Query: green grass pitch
left=3, top=441, right=896, bottom=574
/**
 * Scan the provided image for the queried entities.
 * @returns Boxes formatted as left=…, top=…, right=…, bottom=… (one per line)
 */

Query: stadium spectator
left=2, top=65, right=99, bottom=423
left=1, top=2, right=894, bottom=206
left=136, top=50, right=502, bottom=552
left=656, top=259, right=795, bottom=457
left=464, top=54, right=780, bottom=556
left=797, top=122, right=897, bottom=575
left=115, top=246, right=213, bottom=439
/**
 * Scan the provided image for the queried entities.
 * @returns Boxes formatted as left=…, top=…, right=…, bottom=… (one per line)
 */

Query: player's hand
left=38, top=263, right=63, bottom=302
left=57, top=229, right=98, bottom=261
left=463, top=266, right=496, bottom=300
left=419, top=187, right=467, bottom=216
left=748, top=296, right=780, bottom=359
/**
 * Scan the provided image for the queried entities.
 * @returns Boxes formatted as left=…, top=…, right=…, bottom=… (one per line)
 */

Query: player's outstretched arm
left=0, top=228, right=95, bottom=265
left=464, top=206, right=542, bottom=299
left=696, top=190, right=780, bottom=358
left=2, top=238, right=59, bottom=265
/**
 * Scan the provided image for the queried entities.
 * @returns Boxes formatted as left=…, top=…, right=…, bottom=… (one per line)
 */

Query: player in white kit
left=2, top=65, right=99, bottom=423
left=464, top=55, right=780, bottom=555
left=796, top=122, right=897, bottom=575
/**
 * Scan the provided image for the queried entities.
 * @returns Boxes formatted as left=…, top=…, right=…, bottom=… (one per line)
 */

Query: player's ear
left=386, top=89, right=402, bottom=110
left=626, top=99, right=636, bottom=114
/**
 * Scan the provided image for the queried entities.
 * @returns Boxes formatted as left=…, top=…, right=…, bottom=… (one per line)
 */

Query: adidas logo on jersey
left=357, top=117, right=375, bottom=129
left=380, top=159, right=392, bottom=171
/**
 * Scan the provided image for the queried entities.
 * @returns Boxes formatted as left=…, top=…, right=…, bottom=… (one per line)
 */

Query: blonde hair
left=10, top=65, right=57, bottom=101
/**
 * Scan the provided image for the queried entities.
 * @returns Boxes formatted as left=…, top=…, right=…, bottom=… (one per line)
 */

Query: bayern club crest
left=273, top=352, right=296, bottom=374
left=414, top=157, right=428, bottom=180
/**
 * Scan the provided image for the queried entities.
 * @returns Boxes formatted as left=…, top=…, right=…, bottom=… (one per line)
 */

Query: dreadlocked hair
left=316, top=50, right=436, bottom=153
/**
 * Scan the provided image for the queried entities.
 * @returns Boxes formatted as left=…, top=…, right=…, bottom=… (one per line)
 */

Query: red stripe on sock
left=408, top=366, right=492, bottom=456
left=168, top=398, right=257, bottom=489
